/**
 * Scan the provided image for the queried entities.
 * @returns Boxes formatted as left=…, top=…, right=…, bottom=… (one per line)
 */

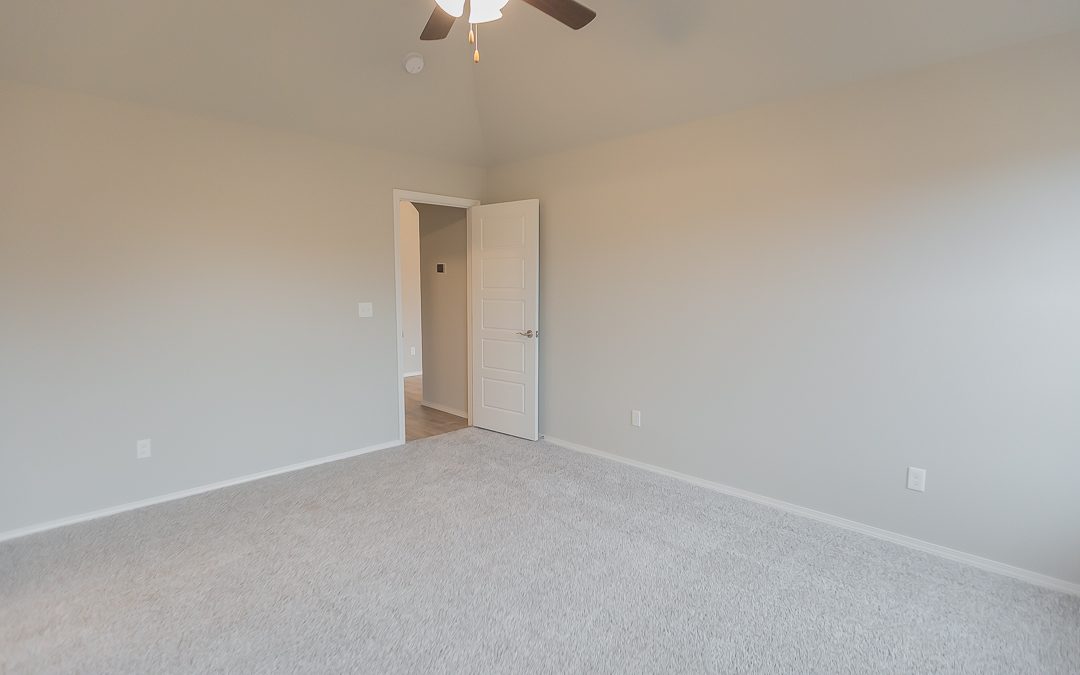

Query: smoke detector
left=403, top=52, right=425, bottom=75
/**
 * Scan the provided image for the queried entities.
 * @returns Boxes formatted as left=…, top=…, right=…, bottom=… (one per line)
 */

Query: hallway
left=405, top=375, right=469, bottom=441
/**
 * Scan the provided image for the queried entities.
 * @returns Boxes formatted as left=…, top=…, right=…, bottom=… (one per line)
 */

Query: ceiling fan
left=420, top=0, right=596, bottom=62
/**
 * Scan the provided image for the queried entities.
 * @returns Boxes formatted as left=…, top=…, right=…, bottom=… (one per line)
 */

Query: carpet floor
left=2, top=428, right=1078, bottom=673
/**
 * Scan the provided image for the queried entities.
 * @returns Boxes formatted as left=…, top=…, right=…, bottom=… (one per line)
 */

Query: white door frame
left=393, top=189, right=480, bottom=444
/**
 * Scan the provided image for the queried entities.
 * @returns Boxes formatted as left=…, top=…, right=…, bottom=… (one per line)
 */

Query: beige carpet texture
left=2, top=428, right=1078, bottom=673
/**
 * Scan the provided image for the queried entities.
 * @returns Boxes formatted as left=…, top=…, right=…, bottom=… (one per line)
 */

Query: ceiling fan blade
left=420, top=5, right=456, bottom=40
left=519, top=0, right=596, bottom=30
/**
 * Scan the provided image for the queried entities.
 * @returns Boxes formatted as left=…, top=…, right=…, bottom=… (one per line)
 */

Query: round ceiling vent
left=403, top=53, right=425, bottom=75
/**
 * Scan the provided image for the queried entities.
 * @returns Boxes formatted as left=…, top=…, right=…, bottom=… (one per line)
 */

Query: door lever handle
left=516, top=330, right=535, bottom=338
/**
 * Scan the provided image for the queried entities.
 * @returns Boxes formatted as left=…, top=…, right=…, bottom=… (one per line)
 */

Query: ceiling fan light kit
left=434, top=0, right=466, bottom=17
left=421, top=0, right=596, bottom=63
left=464, top=0, right=511, bottom=24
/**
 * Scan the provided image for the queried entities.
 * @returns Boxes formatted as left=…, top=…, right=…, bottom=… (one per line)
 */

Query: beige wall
left=0, top=79, right=483, bottom=533
left=399, top=202, right=423, bottom=376
left=417, top=205, right=468, bottom=416
left=484, top=35, right=1080, bottom=584
left=4, top=32, right=1079, bottom=587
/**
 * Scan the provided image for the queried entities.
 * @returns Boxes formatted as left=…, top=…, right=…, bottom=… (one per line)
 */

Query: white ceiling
left=3, top=0, right=1079, bottom=166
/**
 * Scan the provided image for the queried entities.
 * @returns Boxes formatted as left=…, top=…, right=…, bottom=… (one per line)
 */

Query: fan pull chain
left=473, top=24, right=480, bottom=63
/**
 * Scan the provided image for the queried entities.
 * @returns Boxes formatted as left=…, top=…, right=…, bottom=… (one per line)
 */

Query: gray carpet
left=2, top=428, right=1078, bottom=673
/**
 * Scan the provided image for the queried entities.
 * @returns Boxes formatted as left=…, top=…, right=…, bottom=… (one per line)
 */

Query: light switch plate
left=358, top=302, right=373, bottom=318
left=907, top=466, right=926, bottom=492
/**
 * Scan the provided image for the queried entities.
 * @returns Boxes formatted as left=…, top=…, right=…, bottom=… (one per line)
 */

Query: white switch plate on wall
left=907, top=466, right=926, bottom=492
left=358, top=302, right=373, bottom=318
left=631, top=410, right=642, bottom=427
left=137, top=438, right=152, bottom=459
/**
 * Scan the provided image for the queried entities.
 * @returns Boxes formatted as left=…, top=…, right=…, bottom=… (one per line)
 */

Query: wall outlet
left=907, top=466, right=926, bottom=492
left=410, top=346, right=417, bottom=356
left=631, top=409, right=642, bottom=427
left=358, top=302, right=373, bottom=318
left=137, top=438, right=152, bottom=459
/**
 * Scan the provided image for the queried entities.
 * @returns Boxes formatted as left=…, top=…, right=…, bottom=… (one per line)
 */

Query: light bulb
left=468, top=0, right=510, bottom=24
left=435, top=0, right=465, bottom=18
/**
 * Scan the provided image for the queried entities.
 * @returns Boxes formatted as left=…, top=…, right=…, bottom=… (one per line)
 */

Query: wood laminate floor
left=405, top=375, right=469, bottom=442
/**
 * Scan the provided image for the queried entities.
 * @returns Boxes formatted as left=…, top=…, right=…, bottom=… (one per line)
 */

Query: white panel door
left=470, top=199, right=539, bottom=440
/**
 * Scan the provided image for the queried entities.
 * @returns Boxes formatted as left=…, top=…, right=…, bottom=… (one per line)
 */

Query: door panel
left=481, top=338, right=526, bottom=373
left=470, top=199, right=539, bottom=440
left=482, top=379, right=526, bottom=414
left=481, top=299, right=526, bottom=330
left=481, top=258, right=525, bottom=289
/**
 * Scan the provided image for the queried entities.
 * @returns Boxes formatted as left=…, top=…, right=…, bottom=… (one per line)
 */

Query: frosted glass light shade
left=469, top=0, right=510, bottom=24
left=435, top=0, right=466, bottom=18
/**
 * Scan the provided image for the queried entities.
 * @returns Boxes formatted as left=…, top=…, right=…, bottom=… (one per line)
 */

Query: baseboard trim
left=0, top=438, right=404, bottom=545
left=403, top=370, right=423, bottom=378
left=542, top=435, right=1080, bottom=597
left=420, top=400, right=468, bottom=419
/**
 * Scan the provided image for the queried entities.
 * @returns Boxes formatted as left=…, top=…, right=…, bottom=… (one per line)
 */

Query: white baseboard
left=403, top=370, right=423, bottom=378
left=420, top=400, right=468, bottom=419
left=0, top=438, right=403, bottom=545
left=543, top=435, right=1080, bottom=597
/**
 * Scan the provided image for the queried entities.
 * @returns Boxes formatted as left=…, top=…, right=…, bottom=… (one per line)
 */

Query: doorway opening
left=394, top=190, right=541, bottom=443
left=394, top=191, right=478, bottom=442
